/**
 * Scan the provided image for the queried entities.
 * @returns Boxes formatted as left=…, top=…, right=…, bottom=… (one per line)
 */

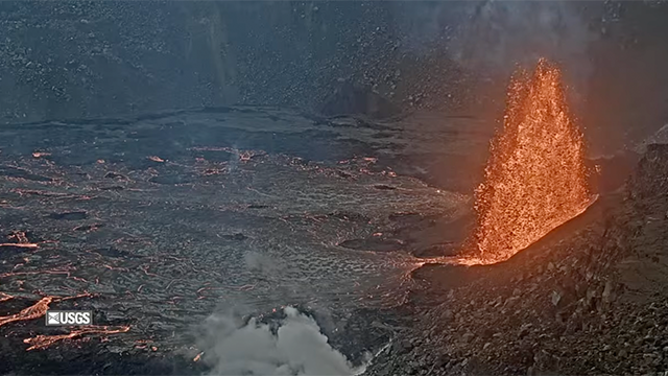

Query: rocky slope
left=366, top=143, right=668, bottom=376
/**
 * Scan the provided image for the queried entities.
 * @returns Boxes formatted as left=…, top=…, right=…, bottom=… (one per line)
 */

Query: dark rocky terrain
left=0, top=107, right=663, bottom=376
left=0, top=106, right=487, bottom=375
left=365, top=143, right=668, bottom=376
left=1, top=1, right=668, bottom=375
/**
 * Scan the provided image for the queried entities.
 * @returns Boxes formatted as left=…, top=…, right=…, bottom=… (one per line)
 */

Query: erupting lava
left=473, top=58, right=593, bottom=263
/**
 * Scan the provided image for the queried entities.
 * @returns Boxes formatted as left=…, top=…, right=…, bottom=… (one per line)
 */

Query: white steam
left=201, top=306, right=365, bottom=376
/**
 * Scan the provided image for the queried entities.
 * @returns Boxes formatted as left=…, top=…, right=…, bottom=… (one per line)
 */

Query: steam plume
left=200, top=306, right=365, bottom=376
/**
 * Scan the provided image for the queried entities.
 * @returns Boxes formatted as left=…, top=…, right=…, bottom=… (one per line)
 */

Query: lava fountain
left=473, top=58, right=594, bottom=263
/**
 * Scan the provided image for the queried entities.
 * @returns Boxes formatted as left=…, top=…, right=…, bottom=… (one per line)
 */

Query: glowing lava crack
left=473, top=58, right=595, bottom=263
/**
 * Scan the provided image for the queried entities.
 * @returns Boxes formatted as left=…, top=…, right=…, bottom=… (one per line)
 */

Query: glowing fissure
left=473, top=58, right=592, bottom=263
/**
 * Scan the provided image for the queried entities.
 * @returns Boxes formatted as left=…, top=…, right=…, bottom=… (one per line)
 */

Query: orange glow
left=0, top=297, right=53, bottom=327
left=473, top=58, right=593, bottom=263
left=23, top=325, right=130, bottom=351
left=0, top=292, right=13, bottom=302
left=0, top=243, right=39, bottom=249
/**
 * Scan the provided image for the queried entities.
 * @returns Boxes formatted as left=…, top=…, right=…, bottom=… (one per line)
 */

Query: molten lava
left=0, top=297, right=53, bottom=328
left=473, top=58, right=592, bottom=263
left=23, top=325, right=130, bottom=351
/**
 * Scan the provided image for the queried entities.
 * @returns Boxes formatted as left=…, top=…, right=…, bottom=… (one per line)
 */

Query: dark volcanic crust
left=366, top=144, right=668, bottom=376
left=0, top=107, right=477, bottom=374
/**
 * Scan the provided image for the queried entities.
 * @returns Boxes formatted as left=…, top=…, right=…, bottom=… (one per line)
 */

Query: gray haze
left=200, top=306, right=365, bottom=376
left=0, top=1, right=666, bottom=153
left=395, top=1, right=595, bottom=71
left=393, top=1, right=600, bottom=110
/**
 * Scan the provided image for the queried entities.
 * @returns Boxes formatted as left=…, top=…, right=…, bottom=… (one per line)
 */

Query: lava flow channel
left=473, top=58, right=594, bottom=263
left=23, top=325, right=131, bottom=351
left=0, top=297, right=53, bottom=327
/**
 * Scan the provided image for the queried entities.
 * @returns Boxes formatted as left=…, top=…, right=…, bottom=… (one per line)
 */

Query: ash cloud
left=199, top=306, right=365, bottom=376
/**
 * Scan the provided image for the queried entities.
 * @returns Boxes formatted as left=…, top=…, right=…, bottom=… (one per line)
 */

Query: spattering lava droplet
left=473, top=58, right=594, bottom=263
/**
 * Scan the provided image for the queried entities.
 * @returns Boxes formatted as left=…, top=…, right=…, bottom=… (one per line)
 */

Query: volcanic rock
left=412, top=242, right=460, bottom=258
left=0, top=107, right=470, bottom=374
left=48, top=211, right=88, bottom=220
left=339, top=237, right=405, bottom=252
left=319, top=81, right=401, bottom=119
left=365, top=143, right=668, bottom=376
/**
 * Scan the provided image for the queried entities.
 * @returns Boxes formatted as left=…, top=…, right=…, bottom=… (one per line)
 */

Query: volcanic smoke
left=473, top=58, right=592, bottom=263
